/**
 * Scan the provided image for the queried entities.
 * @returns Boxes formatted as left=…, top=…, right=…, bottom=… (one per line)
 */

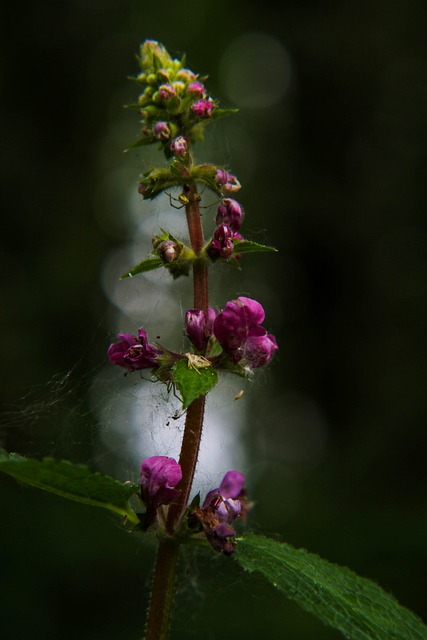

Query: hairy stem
left=166, top=180, right=208, bottom=532
left=166, top=394, right=206, bottom=533
left=144, top=178, right=208, bottom=638
left=144, top=539, right=180, bottom=640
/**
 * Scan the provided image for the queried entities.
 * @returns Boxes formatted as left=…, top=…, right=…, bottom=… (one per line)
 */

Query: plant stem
left=144, top=178, right=208, bottom=638
left=144, top=538, right=180, bottom=640
left=166, top=179, right=207, bottom=532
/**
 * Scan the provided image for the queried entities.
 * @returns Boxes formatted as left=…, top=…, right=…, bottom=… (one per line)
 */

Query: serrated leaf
left=171, top=357, right=218, bottom=408
left=233, top=239, right=278, bottom=254
left=0, top=449, right=140, bottom=524
left=235, top=534, right=427, bottom=640
left=120, top=256, right=163, bottom=279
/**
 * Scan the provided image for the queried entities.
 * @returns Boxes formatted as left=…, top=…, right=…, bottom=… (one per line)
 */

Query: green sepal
left=191, top=164, right=221, bottom=194
left=139, top=166, right=188, bottom=199
left=0, top=449, right=140, bottom=524
left=171, top=357, right=218, bottom=409
left=120, top=256, right=163, bottom=279
left=233, top=239, right=278, bottom=254
left=235, top=534, right=427, bottom=640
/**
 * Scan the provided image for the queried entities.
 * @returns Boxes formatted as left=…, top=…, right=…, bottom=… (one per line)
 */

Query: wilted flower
left=108, top=328, right=160, bottom=371
left=213, top=297, right=278, bottom=368
left=192, top=470, right=247, bottom=556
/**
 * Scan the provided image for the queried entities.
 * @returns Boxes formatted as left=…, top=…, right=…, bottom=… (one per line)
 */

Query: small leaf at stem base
left=171, top=358, right=218, bottom=409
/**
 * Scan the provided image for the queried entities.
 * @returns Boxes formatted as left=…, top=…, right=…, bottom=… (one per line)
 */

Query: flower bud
left=153, top=121, right=171, bottom=140
left=158, top=84, right=176, bottom=101
left=175, top=68, right=197, bottom=82
left=185, top=308, right=216, bottom=351
left=191, top=99, right=214, bottom=118
left=216, top=198, right=244, bottom=232
left=188, top=81, right=206, bottom=97
left=170, top=136, right=188, bottom=157
left=157, top=240, right=181, bottom=263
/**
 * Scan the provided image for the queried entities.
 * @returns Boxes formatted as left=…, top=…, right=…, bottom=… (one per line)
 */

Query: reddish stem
left=144, top=178, right=209, bottom=639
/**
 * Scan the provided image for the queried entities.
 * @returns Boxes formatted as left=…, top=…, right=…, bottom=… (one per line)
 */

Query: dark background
left=1, top=1, right=427, bottom=638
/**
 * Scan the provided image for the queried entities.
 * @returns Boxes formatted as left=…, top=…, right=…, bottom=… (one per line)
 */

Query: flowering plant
left=1, top=40, right=426, bottom=640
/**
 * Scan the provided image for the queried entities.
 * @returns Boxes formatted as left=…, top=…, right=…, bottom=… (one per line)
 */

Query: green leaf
left=211, top=107, right=239, bottom=119
left=0, top=449, right=140, bottom=524
left=120, top=256, right=164, bottom=279
left=171, top=357, right=218, bottom=408
left=235, top=534, right=427, bottom=640
left=233, top=239, right=278, bottom=254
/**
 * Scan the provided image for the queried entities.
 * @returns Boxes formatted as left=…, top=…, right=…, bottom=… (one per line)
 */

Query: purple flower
left=170, top=136, right=187, bottom=157
left=140, top=456, right=182, bottom=530
left=213, top=297, right=278, bottom=368
left=215, top=198, right=244, bottom=232
left=215, top=169, right=241, bottom=194
left=207, top=224, right=235, bottom=260
left=140, top=456, right=182, bottom=509
left=108, top=328, right=159, bottom=371
left=191, top=99, right=214, bottom=118
left=153, top=121, right=171, bottom=140
left=192, top=470, right=247, bottom=556
left=185, top=307, right=217, bottom=351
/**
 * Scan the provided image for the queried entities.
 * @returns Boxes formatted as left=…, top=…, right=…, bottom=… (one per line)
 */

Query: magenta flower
left=108, top=328, right=159, bottom=371
left=188, top=81, right=206, bottom=97
left=140, top=456, right=182, bottom=509
left=140, top=456, right=182, bottom=530
left=213, top=297, right=278, bottom=368
left=207, top=224, right=235, bottom=260
left=215, top=169, right=241, bottom=194
left=191, top=99, right=214, bottom=118
left=192, top=470, right=247, bottom=556
left=170, top=136, right=188, bottom=157
left=185, top=307, right=217, bottom=351
left=215, top=198, right=244, bottom=232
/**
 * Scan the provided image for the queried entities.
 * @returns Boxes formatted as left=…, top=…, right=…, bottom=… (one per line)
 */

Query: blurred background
left=1, top=1, right=427, bottom=638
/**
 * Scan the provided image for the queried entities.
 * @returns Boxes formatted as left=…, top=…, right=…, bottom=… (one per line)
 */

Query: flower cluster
left=133, top=40, right=217, bottom=155
left=191, top=470, right=248, bottom=556
left=137, top=456, right=247, bottom=555
left=186, top=296, right=278, bottom=368
left=207, top=197, right=244, bottom=261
